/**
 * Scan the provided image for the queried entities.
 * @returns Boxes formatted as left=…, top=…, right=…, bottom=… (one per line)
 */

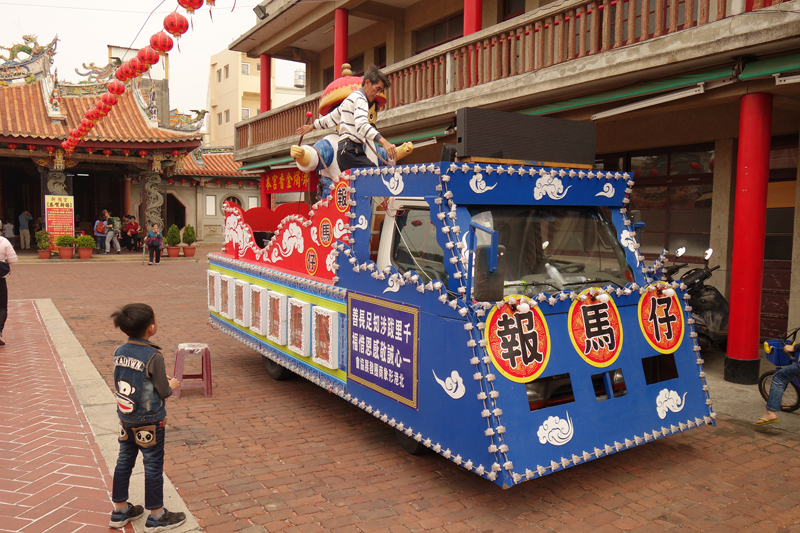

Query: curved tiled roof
left=0, top=81, right=201, bottom=144
left=179, top=151, right=246, bottom=177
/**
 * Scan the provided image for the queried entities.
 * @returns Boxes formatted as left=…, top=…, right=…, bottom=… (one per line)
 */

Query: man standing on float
left=296, top=65, right=397, bottom=171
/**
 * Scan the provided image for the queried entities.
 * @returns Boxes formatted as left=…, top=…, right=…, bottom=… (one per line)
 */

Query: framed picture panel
left=233, top=280, right=251, bottom=328
left=312, top=307, right=339, bottom=370
left=287, top=298, right=311, bottom=357
left=250, top=286, right=269, bottom=336
left=220, top=275, right=234, bottom=319
left=266, top=291, right=288, bottom=345
left=207, top=271, right=220, bottom=312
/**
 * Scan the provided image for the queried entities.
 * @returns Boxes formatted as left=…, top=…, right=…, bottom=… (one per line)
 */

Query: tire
left=758, top=370, right=800, bottom=412
left=263, top=356, right=293, bottom=381
left=395, top=429, right=428, bottom=455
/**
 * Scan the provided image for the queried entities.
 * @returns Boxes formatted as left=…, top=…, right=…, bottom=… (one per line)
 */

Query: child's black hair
left=111, top=303, right=155, bottom=338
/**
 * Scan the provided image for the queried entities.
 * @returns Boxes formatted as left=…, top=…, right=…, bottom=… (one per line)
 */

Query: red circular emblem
left=305, top=248, right=318, bottom=276
left=334, top=181, right=349, bottom=213
left=484, top=300, right=551, bottom=383
left=319, top=218, right=333, bottom=247
left=568, top=290, right=623, bottom=368
left=637, top=284, right=685, bottom=353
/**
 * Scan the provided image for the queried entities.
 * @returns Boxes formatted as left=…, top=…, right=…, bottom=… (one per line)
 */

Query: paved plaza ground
left=1, top=248, right=800, bottom=532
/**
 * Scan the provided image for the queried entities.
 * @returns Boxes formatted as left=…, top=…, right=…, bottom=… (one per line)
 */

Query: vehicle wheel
left=758, top=370, right=800, bottom=412
left=395, top=429, right=428, bottom=455
left=263, top=356, right=293, bottom=381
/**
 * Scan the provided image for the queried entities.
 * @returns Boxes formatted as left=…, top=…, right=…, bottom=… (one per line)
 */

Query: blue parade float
left=207, top=108, right=714, bottom=488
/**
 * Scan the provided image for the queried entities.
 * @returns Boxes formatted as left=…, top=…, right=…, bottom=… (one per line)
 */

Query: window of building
left=242, top=63, right=250, bottom=75
left=257, top=63, right=261, bottom=72
left=225, top=110, right=230, bottom=123
left=217, top=112, right=222, bottom=126
left=205, top=195, right=216, bottom=216
left=376, top=45, right=387, bottom=69
left=323, top=67, right=334, bottom=87
left=224, top=65, right=229, bottom=79
left=503, top=0, right=526, bottom=20
left=415, top=13, right=464, bottom=53
left=256, top=108, right=260, bottom=115
left=216, top=69, right=221, bottom=83
left=248, top=196, right=259, bottom=210
left=598, top=144, right=715, bottom=261
left=242, top=108, right=250, bottom=120
left=349, top=55, right=364, bottom=76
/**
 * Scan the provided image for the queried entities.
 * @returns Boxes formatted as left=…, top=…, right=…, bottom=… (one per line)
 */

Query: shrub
left=76, top=235, right=97, bottom=249
left=182, top=224, right=196, bottom=246
left=35, top=230, right=52, bottom=251
left=55, top=234, right=76, bottom=248
left=165, top=224, right=181, bottom=246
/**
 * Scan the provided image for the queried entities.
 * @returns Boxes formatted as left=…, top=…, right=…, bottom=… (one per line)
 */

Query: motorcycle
left=663, top=247, right=729, bottom=351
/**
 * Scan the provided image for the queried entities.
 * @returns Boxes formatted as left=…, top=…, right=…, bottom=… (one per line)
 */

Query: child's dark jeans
left=112, top=419, right=166, bottom=510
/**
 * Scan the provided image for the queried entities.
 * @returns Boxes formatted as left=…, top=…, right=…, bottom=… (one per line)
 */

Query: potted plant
left=182, top=224, right=197, bottom=258
left=35, top=230, right=52, bottom=259
left=55, top=234, right=76, bottom=260
left=75, top=235, right=96, bottom=259
left=165, top=224, right=181, bottom=258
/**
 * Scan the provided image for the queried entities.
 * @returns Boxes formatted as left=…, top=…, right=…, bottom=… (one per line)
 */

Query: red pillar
left=260, top=54, right=271, bottom=113
left=464, top=0, right=483, bottom=35
left=334, top=8, right=348, bottom=78
left=724, top=92, right=773, bottom=384
left=260, top=172, right=269, bottom=209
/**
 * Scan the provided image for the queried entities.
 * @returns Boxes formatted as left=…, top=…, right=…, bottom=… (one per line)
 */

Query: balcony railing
left=237, top=0, right=730, bottom=151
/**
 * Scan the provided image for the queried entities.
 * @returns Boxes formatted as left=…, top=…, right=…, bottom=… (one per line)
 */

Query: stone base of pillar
left=723, top=356, right=760, bottom=385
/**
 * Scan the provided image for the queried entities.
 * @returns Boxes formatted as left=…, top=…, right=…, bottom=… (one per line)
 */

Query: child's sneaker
left=144, top=508, right=186, bottom=533
left=109, top=502, right=144, bottom=528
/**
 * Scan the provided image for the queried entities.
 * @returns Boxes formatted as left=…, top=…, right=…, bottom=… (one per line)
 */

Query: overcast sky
left=0, top=0, right=304, bottom=112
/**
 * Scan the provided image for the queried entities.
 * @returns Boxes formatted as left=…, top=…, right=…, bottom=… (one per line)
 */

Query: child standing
left=109, top=303, right=186, bottom=532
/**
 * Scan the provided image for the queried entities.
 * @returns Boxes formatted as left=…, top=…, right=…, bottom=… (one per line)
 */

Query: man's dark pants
left=337, top=139, right=375, bottom=171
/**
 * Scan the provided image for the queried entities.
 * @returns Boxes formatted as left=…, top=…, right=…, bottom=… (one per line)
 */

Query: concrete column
left=708, top=138, right=736, bottom=298
left=786, top=135, right=800, bottom=328
left=386, top=19, right=405, bottom=64
left=464, top=0, right=484, bottom=35
left=144, top=171, right=165, bottom=231
left=195, top=181, right=203, bottom=242
left=334, top=9, right=348, bottom=78
left=260, top=54, right=271, bottom=113
left=725, top=93, right=773, bottom=385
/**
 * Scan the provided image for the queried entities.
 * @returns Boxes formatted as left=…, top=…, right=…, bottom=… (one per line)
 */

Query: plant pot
left=77, top=248, right=93, bottom=260
left=58, top=246, right=74, bottom=260
left=183, top=246, right=196, bottom=258
left=166, top=246, right=181, bottom=258
left=38, top=250, right=51, bottom=259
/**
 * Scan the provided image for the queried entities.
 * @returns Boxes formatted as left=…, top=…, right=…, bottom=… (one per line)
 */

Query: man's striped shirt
left=312, top=89, right=382, bottom=145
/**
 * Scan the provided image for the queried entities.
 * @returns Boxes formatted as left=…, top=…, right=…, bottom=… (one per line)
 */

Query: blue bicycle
left=760, top=326, right=800, bottom=412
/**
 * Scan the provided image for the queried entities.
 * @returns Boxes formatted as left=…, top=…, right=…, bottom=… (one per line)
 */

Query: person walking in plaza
left=295, top=65, right=397, bottom=172
left=146, top=223, right=163, bottom=265
left=18, top=210, right=32, bottom=250
left=105, top=211, right=122, bottom=254
left=0, top=233, right=18, bottom=346
left=94, top=212, right=107, bottom=250
left=756, top=343, right=800, bottom=425
left=108, top=303, right=185, bottom=532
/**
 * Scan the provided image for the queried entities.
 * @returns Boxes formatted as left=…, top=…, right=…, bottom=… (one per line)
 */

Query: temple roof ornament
left=0, top=35, right=58, bottom=85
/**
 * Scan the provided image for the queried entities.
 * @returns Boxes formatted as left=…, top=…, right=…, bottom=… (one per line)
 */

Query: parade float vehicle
left=208, top=108, right=715, bottom=488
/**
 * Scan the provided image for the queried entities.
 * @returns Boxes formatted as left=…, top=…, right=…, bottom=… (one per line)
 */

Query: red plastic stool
left=172, top=343, right=212, bottom=398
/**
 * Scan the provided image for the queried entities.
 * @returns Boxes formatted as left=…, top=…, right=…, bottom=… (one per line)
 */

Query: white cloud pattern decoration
left=533, top=175, right=571, bottom=200
left=353, top=215, right=368, bottom=230
left=279, top=223, right=304, bottom=257
left=310, top=226, right=320, bottom=245
left=383, top=274, right=401, bottom=293
left=382, top=172, right=404, bottom=195
left=325, top=250, right=337, bottom=272
left=333, top=219, right=349, bottom=239
left=432, top=369, right=466, bottom=399
left=469, top=173, right=497, bottom=194
left=537, top=412, right=574, bottom=446
left=656, top=389, right=687, bottom=419
left=595, top=183, right=615, bottom=198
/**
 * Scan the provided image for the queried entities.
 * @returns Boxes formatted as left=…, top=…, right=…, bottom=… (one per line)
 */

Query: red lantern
left=61, top=140, right=71, bottom=150
left=215, top=180, right=220, bottom=185
left=101, top=93, right=118, bottom=107
left=171, top=149, right=181, bottom=157
left=116, top=63, right=134, bottom=81
left=238, top=180, right=243, bottom=186
left=77, top=126, right=87, bottom=137
left=138, top=150, right=148, bottom=158
left=168, top=178, right=174, bottom=185
left=163, top=12, right=189, bottom=38
left=180, top=179, right=187, bottom=184
left=206, top=0, right=215, bottom=5
left=103, top=149, right=113, bottom=159
left=26, top=144, right=36, bottom=153
left=69, top=128, right=80, bottom=138
left=226, top=180, right=232, bottom=185
left=138, top=46, right=160, bottom=66
left=128, top=58, right=147, bottom=77
left=122, top=149, right=131, bottom=157
left=7, top=143, right=17, bottom=152
left=96, top=103, right=111, bottom=118
left=108, top=80, right=126, bottom=95
left=45, top=145, right=56, bottom=154
left=81, top=118, right=94, bottom=130
left=85, top=147, right=95, bottom=157
left=150, top=31, right=173, bottom=56
left=178, top=0, right=204, bottom=14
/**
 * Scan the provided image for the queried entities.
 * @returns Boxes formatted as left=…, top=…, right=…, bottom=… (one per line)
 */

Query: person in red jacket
left=124, top=215, right=140, bottom=252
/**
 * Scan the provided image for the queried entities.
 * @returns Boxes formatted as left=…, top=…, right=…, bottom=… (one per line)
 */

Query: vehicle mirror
left=474, top=245, right=506, bottom=302
left=675, top=247, right=686, bottom=258
left=704, top=248, right=713, bottom=260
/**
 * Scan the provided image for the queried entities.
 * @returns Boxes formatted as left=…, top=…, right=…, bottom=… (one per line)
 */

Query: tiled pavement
left=0, top=300, right=121, bottom=533
left=5, top=248, right=800, bottom=532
